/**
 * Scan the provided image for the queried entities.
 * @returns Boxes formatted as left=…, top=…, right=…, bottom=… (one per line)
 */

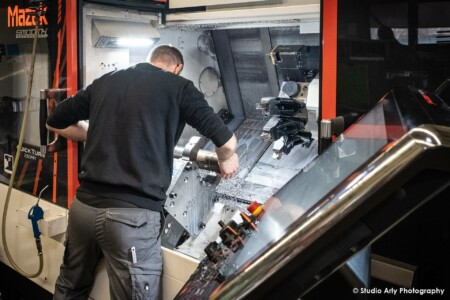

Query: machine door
left=175, top=86, right=450, bottom=299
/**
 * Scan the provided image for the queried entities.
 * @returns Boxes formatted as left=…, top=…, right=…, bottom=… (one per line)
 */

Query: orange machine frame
left=66, top=0, right=78, bottom=205
left=321, top=0, right=338, bottom=120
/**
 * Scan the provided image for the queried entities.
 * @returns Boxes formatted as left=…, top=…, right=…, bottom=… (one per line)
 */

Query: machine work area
left=163, top=45, right=320, bottom=258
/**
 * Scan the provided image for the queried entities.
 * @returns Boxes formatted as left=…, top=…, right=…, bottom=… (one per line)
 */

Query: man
left=47, top=45, right=239, bottom=300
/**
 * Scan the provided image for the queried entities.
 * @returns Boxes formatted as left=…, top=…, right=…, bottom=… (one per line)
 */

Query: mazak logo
left=7, top=5, right=48, bottom=28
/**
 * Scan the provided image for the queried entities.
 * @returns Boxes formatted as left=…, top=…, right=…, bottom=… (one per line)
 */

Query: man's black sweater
left=47, top=63, right=232, bottom=211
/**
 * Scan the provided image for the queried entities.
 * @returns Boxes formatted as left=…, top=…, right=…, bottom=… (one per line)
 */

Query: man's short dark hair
left=149, top=45, right=184, bottom=66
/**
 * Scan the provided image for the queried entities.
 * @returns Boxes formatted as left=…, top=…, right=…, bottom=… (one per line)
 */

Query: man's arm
left=179, top=81, right=239, bottom=178
left=216, top=134, right=239, bottom=179
left=46, top=121, right=88, bottom=142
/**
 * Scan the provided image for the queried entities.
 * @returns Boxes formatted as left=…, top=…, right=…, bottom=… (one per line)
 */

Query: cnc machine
left=1, top=1, right=450, bottom=299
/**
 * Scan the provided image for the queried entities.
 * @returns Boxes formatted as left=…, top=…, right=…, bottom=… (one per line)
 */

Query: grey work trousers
left=54, top=197, right=162, bottom=300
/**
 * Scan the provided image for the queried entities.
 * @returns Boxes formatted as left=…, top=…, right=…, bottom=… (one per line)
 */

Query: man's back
left=48, top=62, right=233, bottom=209
left=79, top=63, right=187, bottom=208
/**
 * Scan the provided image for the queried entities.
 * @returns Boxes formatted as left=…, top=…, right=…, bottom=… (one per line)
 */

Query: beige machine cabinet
left=161, top=249, right=199, bottom=300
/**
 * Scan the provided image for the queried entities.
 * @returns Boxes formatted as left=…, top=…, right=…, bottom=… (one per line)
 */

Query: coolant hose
left=2, top=20, right=44, bottom=278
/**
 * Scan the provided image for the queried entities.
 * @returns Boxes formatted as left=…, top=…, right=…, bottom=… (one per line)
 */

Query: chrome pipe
left=196, top=149, right=220, bottom=173
left=173, top=136, right=220, bottom=172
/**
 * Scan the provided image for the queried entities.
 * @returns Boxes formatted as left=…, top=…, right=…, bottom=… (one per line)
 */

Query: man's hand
left=46, top=120, right=88, bottom=142
left=216, top=134, right=239, bottom=179
left=218, top=152, right=239, bottom=179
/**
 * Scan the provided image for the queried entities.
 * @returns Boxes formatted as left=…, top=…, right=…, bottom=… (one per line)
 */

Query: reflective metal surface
left=164, top=160, right=220, bottom=236
left=167, top=116, right=318, bottom=258
left=320, top=119, right=332, bottom=138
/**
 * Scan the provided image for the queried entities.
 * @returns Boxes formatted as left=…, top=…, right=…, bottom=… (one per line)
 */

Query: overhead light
left=115, top=38, right=155, bottom=47
left=92, top=19, right=160, bottom=48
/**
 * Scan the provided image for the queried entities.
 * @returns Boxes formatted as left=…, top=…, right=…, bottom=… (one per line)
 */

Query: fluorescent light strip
left=116, top=38, right=155, bottom=47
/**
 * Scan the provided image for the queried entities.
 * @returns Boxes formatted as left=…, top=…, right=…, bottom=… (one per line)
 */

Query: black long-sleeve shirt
left=47, top=63, right=232, bottom=211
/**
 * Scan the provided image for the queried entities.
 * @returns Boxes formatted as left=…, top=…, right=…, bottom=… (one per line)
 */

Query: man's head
left=149, top=45, right=184, bottom=75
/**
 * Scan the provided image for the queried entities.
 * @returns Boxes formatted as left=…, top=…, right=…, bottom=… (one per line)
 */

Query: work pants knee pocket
left=129, top=262, right=162, bottom=300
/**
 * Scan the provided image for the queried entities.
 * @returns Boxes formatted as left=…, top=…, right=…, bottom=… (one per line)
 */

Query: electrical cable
left=1, top=18, right=44, bottom=278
